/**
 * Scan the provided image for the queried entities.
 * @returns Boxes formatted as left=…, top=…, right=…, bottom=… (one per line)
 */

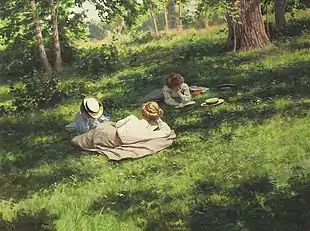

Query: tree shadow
left=235, top=60, right=309, bottom=93
left=0, top=164, right=93, bottom=201
left=187, top=168, right=310, bottom=231
left=0, top=116, right=81, bottom=173
left=172, top=99, right=310, bottom=141
left=0, top=209, right=57, bottom=231
left=269, top=16, right=310, bottom=41
left=141, top=167, right=310, bottom=231
left=89, top=188, right=161, bottom=220
left=0, top=115, right=95, bottom=201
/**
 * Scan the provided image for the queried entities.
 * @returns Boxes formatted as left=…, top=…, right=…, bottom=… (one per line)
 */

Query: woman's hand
left=178, top=103, right=185, bottom=108
left=178, top=88, right=184, bottom=94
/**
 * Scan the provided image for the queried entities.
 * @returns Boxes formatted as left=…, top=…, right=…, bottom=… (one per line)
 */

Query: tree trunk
left=265, top=3, right=270, bottom=38
left=168, top=0, right=177, bottom=29
left=275, top=0, right=286, bottom=30
left=178, top=2, right=183, bottom=32
left=149, top=1, right=159, bottom=37
left=29, top=0, right=52, bottom=74
left=50, top=0, right=62, bottom=71
left=163, top=1, right=169, bottom=32
left=226, top=0, right=272, bottom=51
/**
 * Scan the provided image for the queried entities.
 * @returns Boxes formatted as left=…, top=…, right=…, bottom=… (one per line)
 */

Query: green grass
left=1, top=10, right=310, bottom=231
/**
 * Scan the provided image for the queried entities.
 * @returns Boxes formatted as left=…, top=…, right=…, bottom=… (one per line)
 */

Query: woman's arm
left=156, top=118, right=171, bottom=133
left=147, top=118, right=172, bottom=139
left=75, top=112, right=91, bottom=133
left=162, top=85, right=179, bottom=106
left=115, top=115, right=136, bottom=128
left=178, top=83, right=192, bottom=103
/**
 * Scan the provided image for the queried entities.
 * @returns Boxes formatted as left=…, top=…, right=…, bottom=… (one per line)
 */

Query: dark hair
left=80, top=103, right=87, bottom=114
left=165, top=73, right=184, bottom=89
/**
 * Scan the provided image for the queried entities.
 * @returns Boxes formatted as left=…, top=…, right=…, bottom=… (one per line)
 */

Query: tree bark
left=149, top=1, right=159, bottom=37
left=50, top=0, right=62, bottom=71
left=226, top=0, right=272, bottom=51
left=178, top=2, right=183, bottom=32
left=163, top=1, right=169, bottom=32
left=265, top=3, right=270, bottom=38
left=29, top=0, right=52, bottom=74
left=275, top=0, right=286, bottom=30
left=168, top=0, right=177, bottom=29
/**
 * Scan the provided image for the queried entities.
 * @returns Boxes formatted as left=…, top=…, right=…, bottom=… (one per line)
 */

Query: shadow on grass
left=0, top=164, right=93, bottom=201
left=187, top=168, right=310, bottom=231
left=0, top=116, right=93, bottom=201
left=88, top=167, right=310, bottom=231
left=0, top=209, right=57, bottom=231
left=0, top=117, right=80, bottom=172
left=172, top=100, right=310, bottom=141
left=269, top=16, right=310, bottom=41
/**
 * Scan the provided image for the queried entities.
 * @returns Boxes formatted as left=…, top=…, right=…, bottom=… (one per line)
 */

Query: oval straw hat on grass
left=200, top=97, right=224, bottom=106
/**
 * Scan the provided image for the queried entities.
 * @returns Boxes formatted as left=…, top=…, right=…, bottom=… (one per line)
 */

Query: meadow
left=0, top=9, right=310, bottom=231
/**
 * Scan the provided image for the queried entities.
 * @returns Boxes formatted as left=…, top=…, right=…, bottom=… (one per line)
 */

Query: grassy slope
left=1, top=10, right=310, bottom=231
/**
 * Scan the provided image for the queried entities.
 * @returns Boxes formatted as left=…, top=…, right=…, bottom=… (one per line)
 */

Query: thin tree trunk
left=29, top=0, right=52, bottom=74
left=149, top=1, right=159, bottom=37
left=168, top=0, right=177, bottom=29
left=265, top=3, right=270, bottom=38
left=226, top=0, right=272, bottom=51
left=178, top=2, right=182, bottom=32
left=163, top=1, right=169, bottom=32
left=50, top=0, right=62, bottom=71
left=118, top=17, right=125, bottom=36
left=275, top=0, right=286, bottom=30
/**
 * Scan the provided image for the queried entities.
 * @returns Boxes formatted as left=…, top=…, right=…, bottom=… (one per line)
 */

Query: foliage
left=0, top=0, right=88, bottom=77
left=73, top=44, right=123, bottom=75
left=89, top=20, right=112, bottom=40
left=9, top=73, right=65, bottom=113
left=0, top=9, right=310, bottom=231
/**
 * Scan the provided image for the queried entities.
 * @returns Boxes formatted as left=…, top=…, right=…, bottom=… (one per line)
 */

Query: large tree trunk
left=149, top=1, right=159, bottom=37
left=226, top=0, right=271, bottom=51
left=163, top=1, right=169, bottom=32
left=274, top=0, right=286, bottom=30
left=29, top=0, right=52, bottom=74
left=50, top=0, right=62, bottom=71
left=168, top=0, right=177, bottom=29
left=178, top=2, right=183, bottom=32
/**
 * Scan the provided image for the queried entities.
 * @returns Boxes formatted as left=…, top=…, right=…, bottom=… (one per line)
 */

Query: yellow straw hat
left=200, top=97, right=224, bottom=106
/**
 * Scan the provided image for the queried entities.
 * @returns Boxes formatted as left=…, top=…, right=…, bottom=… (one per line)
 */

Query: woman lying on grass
left=65, top=96, right=111, bottom=134
left=71, top=101, right=176, bottom=161
left=136, top=73, right=208, bottom=108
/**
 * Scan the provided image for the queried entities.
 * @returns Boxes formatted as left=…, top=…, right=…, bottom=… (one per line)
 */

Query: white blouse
left=115, top=115, right=172, bottom=144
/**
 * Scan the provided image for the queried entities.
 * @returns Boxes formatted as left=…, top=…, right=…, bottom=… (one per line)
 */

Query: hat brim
left=201, top=99, right=224, bottom=106
left=216, top=84, right=236, bottom=88
left=83, top=96, right=104, bottom=119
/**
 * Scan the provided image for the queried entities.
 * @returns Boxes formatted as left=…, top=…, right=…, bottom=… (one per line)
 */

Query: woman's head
left=141, top=101, right=164, bottom=123
left=165, top=73, right=184, bottom=91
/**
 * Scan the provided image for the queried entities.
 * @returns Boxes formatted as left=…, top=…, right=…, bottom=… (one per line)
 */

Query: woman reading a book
left=71, top=101, right=176, bottom=160
left=135, top=73, right=207, bottom=108
left=162, top=73, right=194, bottom=107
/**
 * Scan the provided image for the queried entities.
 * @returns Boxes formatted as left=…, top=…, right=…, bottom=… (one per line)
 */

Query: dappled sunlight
left=0, top=5, right=310, bottom=230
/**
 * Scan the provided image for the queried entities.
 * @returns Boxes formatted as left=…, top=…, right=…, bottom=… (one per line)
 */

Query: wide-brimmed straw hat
left=216, top=83, right=236, bottom=91
left=82, top=95, right=103, bottom=119
left=201, top=97, right=224, bottom=106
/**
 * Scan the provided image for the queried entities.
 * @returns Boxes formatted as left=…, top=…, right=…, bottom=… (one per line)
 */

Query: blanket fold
left=71, top=122, right=176, bottom=160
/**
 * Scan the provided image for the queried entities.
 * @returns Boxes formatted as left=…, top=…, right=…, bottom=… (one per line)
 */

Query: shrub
left=73, top=44, right=122, bottom=76
left=9, top=72, right=65, bottom=113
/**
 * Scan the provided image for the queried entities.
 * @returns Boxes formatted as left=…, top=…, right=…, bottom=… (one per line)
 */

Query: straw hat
left=201, top=97, right=224, bottom=106
left=82, top=96, right=103, bottom=119
left=216, top=83, right=236, bottom=91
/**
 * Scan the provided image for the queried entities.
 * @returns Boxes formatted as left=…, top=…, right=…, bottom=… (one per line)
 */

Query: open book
left=175, top=101, right=196, bottom=108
